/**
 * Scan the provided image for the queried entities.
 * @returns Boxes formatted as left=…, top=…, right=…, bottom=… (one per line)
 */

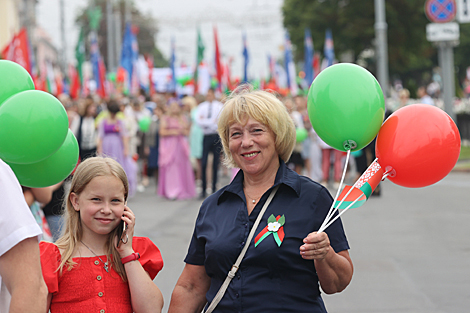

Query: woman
left=157, top=99, right=196, bottom=200
left=169, top=87, right=353, bottom=312
left=183, top=95, right=204, bottom=184
left=71, top=97, right=98, bottom=161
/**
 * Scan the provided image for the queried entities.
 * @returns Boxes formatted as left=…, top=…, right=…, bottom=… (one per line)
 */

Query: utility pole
left=60, top=0, right=67, bottom=72
left=114, top=10, right=122, bottom=68
left=125, top=0, right=131, bottom=23
left=374, top=0, right=390, bottom=98
left=437, top=41, right=457, bottom=121
left=106, top=0, right=116, bottom=71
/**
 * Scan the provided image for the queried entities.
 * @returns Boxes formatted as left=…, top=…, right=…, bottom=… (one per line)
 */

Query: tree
left=75, top=0, right=167, bottom=70
left=282, top=0, right=454, bottom=94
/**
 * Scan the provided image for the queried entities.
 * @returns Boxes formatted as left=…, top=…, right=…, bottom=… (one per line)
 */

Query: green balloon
left=0, top=60, right=35, bottom=107
left=307, top=63, right=385, bottom=151
left=0, top=90, right=69, bottom=164
left=138, top=116, right=151, bottom=132
left=296, top=128, right=308, bottom=143
left=8, top=130, right=79, bottom=188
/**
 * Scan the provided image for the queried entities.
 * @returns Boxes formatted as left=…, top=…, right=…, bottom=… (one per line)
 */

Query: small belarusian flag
left=335, top=160, right=384, bottom=210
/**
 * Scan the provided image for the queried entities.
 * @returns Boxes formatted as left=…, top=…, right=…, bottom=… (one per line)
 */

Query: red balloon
left=376, top=104, right=461, bottom=188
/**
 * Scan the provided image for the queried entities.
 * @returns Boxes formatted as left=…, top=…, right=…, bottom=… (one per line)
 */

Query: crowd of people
left=20, top=85, right=394, bottom=243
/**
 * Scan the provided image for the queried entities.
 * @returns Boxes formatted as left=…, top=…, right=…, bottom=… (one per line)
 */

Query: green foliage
left=282, top=0, right=470, bottom=91
left=75, top=0, right=167, bottom=69
left=458, top=144, right=470, bottom=160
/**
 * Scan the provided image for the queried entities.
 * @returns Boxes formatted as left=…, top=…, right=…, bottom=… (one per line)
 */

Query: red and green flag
left=335, top=160, right=384, bottom=210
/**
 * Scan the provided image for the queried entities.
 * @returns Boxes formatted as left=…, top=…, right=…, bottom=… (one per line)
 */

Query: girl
left=97, top=100, right=138, bottom=198
left=39, top=157, right=164, bottom=313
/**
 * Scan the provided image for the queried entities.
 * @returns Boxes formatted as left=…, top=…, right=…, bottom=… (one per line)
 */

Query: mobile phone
left=116, top=221, right=127, bottom=248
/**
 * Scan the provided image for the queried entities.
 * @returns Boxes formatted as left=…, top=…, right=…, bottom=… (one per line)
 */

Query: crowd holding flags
left=1, top=16, right=338, bottom=99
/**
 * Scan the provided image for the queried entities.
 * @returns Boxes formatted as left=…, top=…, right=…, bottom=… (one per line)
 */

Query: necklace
left=244, top=189, right=261, bottom=204
left=80, top=241, right=109, bottom=272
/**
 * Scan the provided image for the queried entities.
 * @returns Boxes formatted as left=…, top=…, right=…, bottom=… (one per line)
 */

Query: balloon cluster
left=0, top=60, right=79, bottom=188
left=308, top=63, right=461, bottom=189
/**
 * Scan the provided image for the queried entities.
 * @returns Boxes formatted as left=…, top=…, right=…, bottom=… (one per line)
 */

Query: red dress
left=40, top=237, right=163, bottom=313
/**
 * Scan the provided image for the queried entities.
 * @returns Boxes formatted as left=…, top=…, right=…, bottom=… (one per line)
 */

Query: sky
left=36, top=0, right=286, bottom=80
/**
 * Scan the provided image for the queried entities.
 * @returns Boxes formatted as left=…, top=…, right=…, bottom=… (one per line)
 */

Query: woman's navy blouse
left=185, top=160, right=350, bottom=312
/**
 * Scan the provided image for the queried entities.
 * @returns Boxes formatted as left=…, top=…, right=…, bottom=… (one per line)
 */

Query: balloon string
left=318, top=193, right=363, bottom=234
left=319, top=149, right=351, bottom=232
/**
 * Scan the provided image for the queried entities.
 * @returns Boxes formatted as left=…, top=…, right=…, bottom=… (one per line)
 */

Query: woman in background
left=158, top=99, right=196, bottom=200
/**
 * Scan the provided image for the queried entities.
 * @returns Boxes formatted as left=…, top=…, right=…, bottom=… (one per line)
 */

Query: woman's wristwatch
left=121, top=252, right=141, bottom=264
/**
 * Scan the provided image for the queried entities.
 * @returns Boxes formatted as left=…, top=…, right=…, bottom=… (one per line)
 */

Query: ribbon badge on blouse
left=254, top=214, right=285, bottom=247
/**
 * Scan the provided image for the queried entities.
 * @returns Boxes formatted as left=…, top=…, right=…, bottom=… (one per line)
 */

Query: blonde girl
left=39, top=157, right=164, bottom=313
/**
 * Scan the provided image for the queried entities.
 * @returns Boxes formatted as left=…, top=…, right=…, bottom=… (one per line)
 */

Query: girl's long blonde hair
left=55, top=156, right=129, bottom=281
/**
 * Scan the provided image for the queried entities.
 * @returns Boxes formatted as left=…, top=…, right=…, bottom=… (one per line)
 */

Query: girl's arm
left=118, top=206, right=164, bottom=313
left=124, top=255, right=164, bottom=312
left=168, top=264, right=210, bottom=313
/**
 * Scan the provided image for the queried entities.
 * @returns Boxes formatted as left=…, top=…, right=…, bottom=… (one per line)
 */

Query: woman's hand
left=116, top=205, right=136, bottom=258
left=301, top=232, right=354, bottom=294
left=300, top=231, right=331, bottom=260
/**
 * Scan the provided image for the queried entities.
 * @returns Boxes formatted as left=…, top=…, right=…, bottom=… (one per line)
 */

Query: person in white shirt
left=0, top=159, right=47, bottom=312
left=417, top=86, right=435, bottom=106
left=71, top=98, right=98, bottom=160
left=196, top=88, right=224, bottom=198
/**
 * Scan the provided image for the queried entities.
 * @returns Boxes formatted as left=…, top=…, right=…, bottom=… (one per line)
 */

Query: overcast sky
left=36, top=0, right=285, bottom=80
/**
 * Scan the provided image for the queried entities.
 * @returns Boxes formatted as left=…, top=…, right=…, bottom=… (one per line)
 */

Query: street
left=128, top=170, right=470, bottom=313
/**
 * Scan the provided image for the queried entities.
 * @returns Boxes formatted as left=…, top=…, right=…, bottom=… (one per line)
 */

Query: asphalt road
left=128, top=170, right=470, bottom=313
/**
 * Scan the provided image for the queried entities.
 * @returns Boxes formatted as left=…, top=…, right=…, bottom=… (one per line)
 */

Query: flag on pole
left=1, top=28, right=32, bottom=74
left=170, top=37, right=177, bottom=93
left=284, top=31, right=298, bottom=96
left=194, top=27, right=205, bottom=93
left=98, top=57, right=107, bottom=98
left=75, top=27, right=85, bottom=86
left=90, top=31, right=106, bottom=98
left=324, top=28, right=335, bottom=67
left=120, top=22, right=139, bottom=93
left=45, top=60, right=57, bottom=95
left=334, top=160, right=384, bottom=210
left=69, top=64, right=80, bottom=99
left=242, top=31, right=249, bottom=83
left=214, top=25, right=223, bottom=92
left=146, top=54, right=155, bottom=96
left=313, top=52, right=321, bottom=79
left=304, top=28, right=314, bottom=86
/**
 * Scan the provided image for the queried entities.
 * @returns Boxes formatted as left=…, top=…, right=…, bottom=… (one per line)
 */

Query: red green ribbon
left=254, top=214, right=285, bottom=247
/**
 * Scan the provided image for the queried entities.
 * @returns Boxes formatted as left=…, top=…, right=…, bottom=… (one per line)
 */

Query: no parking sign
left=425, top=0, right=457, bottom=23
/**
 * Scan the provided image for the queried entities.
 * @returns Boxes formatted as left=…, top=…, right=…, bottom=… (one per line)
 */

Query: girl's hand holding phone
left=116, top=205, right=136, bottom=257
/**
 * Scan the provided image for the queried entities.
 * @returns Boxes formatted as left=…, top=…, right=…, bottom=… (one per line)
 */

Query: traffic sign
left=456, top=0, right=470, bottom=23
left=425, top=0, right=457, bottom=23
left=426, top=22, right=460, bottom=41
